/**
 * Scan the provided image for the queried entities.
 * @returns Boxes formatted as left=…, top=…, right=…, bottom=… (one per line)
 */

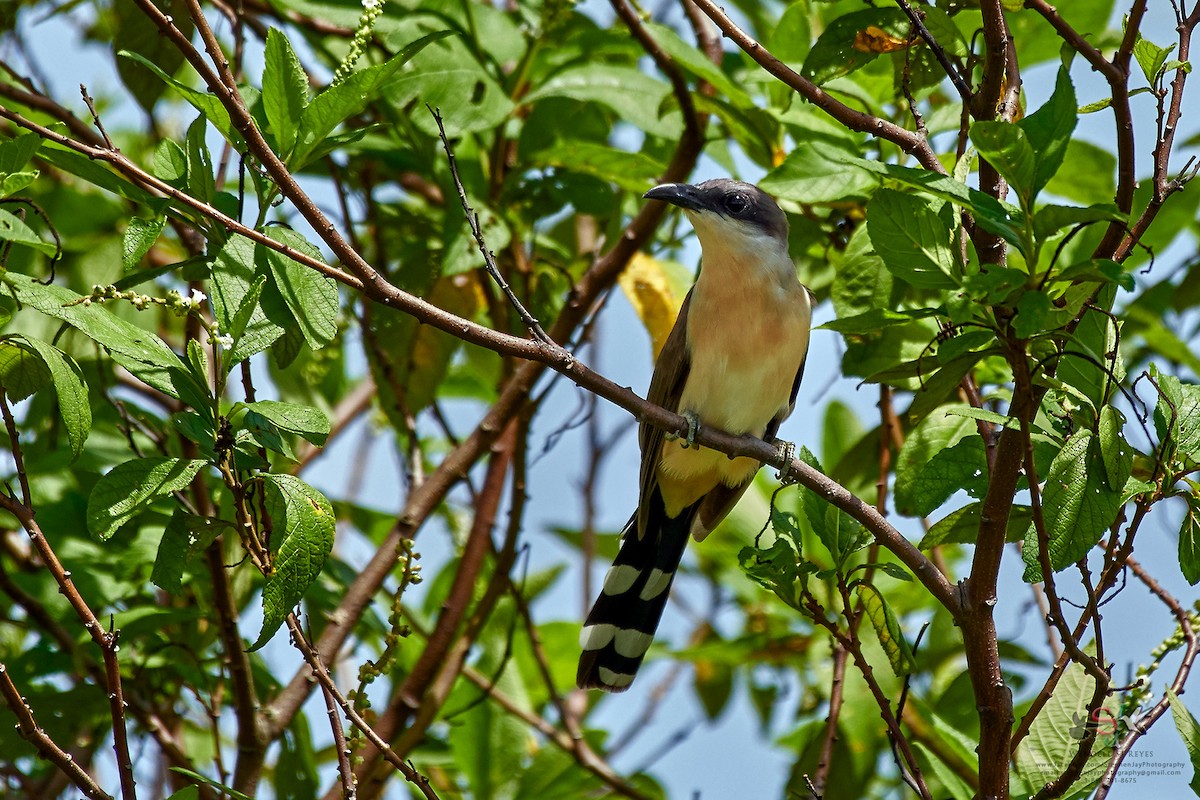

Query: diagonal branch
left=685, top=0, right=945, bottom=174
left=0, top=663, right=113, bottom=800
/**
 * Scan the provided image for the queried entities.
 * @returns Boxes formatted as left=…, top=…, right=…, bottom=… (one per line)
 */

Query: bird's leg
left=665, top=410, right=702, bottom=449
left=774, top=438, right=797, bottom=483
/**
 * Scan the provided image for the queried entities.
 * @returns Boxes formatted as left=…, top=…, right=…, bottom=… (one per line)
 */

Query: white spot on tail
left=638, top=568, right=672, bottom=601
left=598, top=667, right=635, bottom=689
left=580, top=623, right=616, bottom=651
left=602, top=564, right=640, bottom=595
left=614, top=628, right=654, bottom=658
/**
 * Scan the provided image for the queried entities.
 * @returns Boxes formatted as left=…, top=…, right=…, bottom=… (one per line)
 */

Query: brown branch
left=803, top=589, right=931, bottom=799
left=317, top=662, right=357, bottom=800
left=972, top=1, right=1017, bottom=121
left=810, top=645, right=849, bottom=797
left=0, top=392, right=138, bottom=800
left=0, top=663, right=113, bottom=800
left=1115, top=3, right=1200, bottom=260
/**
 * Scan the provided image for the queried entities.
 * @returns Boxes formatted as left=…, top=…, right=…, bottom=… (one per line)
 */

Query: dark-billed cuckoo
left=577, top=179, right=813, bottom=692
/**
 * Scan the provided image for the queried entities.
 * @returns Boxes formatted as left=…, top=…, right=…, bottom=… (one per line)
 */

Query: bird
left=577, top=178, right=814, bottom=692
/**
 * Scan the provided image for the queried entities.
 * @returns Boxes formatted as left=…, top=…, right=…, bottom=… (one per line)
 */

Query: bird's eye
left=725, top=194, right=750, bottom=215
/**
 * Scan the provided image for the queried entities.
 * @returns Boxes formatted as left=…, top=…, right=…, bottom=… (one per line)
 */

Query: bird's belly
left=658, top=442, right=760, bottom=513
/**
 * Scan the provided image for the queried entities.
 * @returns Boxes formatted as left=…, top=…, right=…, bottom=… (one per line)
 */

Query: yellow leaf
left=853, top=25, right=910, bottom=54
left=618, top=253, right=692, bottom=358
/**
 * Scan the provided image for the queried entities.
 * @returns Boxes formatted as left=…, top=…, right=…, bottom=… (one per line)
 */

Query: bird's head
left=643, top=179, right=790, bottom=263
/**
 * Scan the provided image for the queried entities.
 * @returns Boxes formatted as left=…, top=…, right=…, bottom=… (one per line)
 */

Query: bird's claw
left=666, top=410, right=702, bottom=449
left=775, top=439, right=797, bottom=483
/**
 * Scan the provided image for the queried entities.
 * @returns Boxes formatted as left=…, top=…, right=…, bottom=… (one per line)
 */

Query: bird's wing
left=766, top=286, right=815, bottom=441
left=764, top=350, right=808, bottom=442
left=636, top=290, right=694, bottom=540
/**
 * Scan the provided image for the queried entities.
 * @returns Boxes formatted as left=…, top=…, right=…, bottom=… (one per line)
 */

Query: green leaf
left=738, top=511, right=814, bottom=612
left=913, top=742, right=974, bottom=800
left=1, top=339, right=55, bottom=407
left=1168, top=689, right=1200, bottom=796
left=292, top=31, right=452, bottom=167
left=168, top=770, right=253, bottom=800
left=122, top=215, right=166, bottom=271
left=801, top=8, right=908, bottom=85
left=1055, top=258, right=1135, bottom=291
left=533, top=140, right=665, bottom=194
left=1180, top=498, right=1200, bottom=586
left=152, top=508, right=233, bottom=594
left=819, top=308, right=929, bottom=334
left=37, top=146, right=155, bottom=205
left=895, top=404, right=988, bottom=517
left=0, top=132, right=43, bottom=175
left=1058, top=288, right=1123, bottom=411
left=971, top=121, right=1038, bottom=206
left=1018, top=66, right=1078, bottom=198
left=0, top=171, right=37, bottom=199
left=524, top=64, right=678, bottom=139
left=250, top=474, right=335, bottom=650
left=907, top=352, right=990, bottom=423
left=209, top=235, right=284, bottom=363
left=152, top=139, right=187, bottom=182
left=866, top=188, right=957, bottom=289
left=260, top=228, right=339, bottom=350
left=240, top=400, right=330, bottom=446
left=0, top=208, right=56, bottom=255
left=832, top=155, right=1027, bottom=254
left=920, top=502, right=1031, bottom=549
left=830, top=226, right=895, bottom=320
left=1133, top=35, right=1177, bottom=84
left=799, top=447, right=869, bottom=566
left=263, top=28, right=309, bottom=157
left=14, top=336, right=91, bottom=460
left=645, top=21, right=751, bottom=107
left=185, top=114, right=215, bottom=205
left=118, top=51, right=238, bottom=144
left=1033, top=203, right=1125, bottom=241
left=855, top=582, right=914, bottom=676
left=1013, top=290, right=1076, bottom=339
left=1022, top=431, right=1124, bottom=581
left=1014, top=652, right=1119, bottom=793
left=1098, top=405, right=1133, bottom=492
left=113, top=0, right=194, bottom=112
left=1152, top=367, right=1200, bottom=464
left=761, top=142, right=877, bottom=204
left=1044, top=140, right=1116, bottom=205
left=87, top=457, right=207, bottom=540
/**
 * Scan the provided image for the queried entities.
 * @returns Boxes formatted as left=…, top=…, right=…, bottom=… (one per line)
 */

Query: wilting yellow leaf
left=853, top=25, right=909, bottom=54
left=618, top=253, right=692, bottom=357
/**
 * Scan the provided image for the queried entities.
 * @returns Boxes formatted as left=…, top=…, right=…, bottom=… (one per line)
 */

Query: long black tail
left=577, top=498, right=694, bottom=692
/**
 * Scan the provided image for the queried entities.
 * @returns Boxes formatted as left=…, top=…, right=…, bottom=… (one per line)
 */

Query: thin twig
left=893, top=0, right=972, bottom=101
left=430, top=106, right=554, bottom=345
left=78, top=84, right=114, bottom=149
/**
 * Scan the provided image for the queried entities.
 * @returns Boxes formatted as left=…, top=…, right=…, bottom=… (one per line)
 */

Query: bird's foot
left=774, top=439, right=797, bottom=483
left=665, top=410, right=702, bottom=449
